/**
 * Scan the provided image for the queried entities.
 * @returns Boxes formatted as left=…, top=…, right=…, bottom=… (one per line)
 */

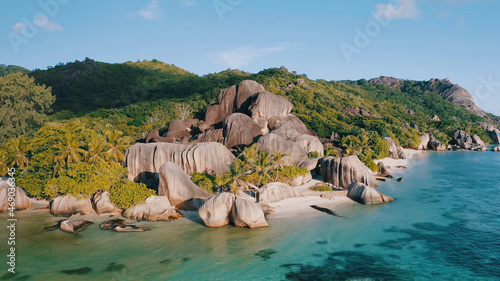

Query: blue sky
left=1, top=0, right=499, bottom=114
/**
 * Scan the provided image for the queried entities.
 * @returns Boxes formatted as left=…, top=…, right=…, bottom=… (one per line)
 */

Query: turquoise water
left=1, top=150, right=500, bottom=280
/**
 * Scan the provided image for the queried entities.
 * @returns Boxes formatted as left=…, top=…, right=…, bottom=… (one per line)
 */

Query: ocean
left=1, top=149, right=500, bottom=280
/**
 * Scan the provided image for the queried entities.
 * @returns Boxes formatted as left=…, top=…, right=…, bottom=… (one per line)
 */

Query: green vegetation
left=311, top=185, right=333, bottom=192
left=0, top=64, right=30, bottom=76
left=0, top=73, right=55, bottom=144
left=109, top=181, right=156, bottom=209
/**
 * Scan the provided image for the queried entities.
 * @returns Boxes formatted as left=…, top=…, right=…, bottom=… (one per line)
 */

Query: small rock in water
left=255, top=249, right=278, bottom=260
left=280, top=263, right=302, bottom=268
left=114, top=225, right=151, bottom=232
left=60, top=267, right=92, bottom=275
left=100, top=219, right=126, bottom=230
left=316, top=240, right=328, bottom=245
left=41, top=223, right=60, bottom=232
left=103, top=262, right=126, bottom=272
left=376, top=177, right=386, bottom=182
left=60, top=220, right=94, bottom=234
left=159, top=259, right=172, bottom=264
left=397, top=177, right=404, bottom=182
left=353, top=243, right=366, bottom=248
left=385, top=175, right=394, bottom=179
left=396, top=165, right=407, bottom=169
left=182, top=257, right=191, bottom=262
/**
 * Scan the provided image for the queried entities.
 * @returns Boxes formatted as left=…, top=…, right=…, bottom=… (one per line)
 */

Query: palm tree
left=104, top=129, right=132, bottom=163
left=85, top=133, right=108, bottom=164
left=271, top=151, right=289, bottom=182
left=53, top=134, right=87, bottom=172
left=5, top=136, right=29, bottom=171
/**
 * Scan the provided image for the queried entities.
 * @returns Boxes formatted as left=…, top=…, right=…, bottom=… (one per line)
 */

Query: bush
left=325, top=145, right=339, bottom=157
left=311, top=185, right=332, bottom=192
left=308, top=151, right=321, bottom=159
left=191, top=173, right=215, bottom=194
left=17, top=173, right=47, bottom=199
left=109, top=181, right=156, bottom=209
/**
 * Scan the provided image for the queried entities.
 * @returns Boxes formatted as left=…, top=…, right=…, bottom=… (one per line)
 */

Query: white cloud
left=11, top=22, right=25, bottom=34
left=213, top=44, right=289, bottom=69
left=375, top=0, right=419, bottom=19
left=137, top=0, right=162, bottom=20
left=33, top=15, right=63, bottom=31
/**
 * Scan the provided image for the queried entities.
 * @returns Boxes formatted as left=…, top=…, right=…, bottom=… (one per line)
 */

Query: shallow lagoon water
left=1, top=150, right=499, bottom=280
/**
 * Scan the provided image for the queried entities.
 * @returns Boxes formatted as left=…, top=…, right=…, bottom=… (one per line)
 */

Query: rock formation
left=247, top=91, right=293, bottom=120
left=50, top=195, right=95, bottom=216
left=158, top=162, right=210, bottom=208
left=123, top=196, right=182, bottom=221
left=92, top=191, right=122, bottom=215
left=198, top=192, right=235, bottom=228
left=427, top=135, right=447, bottom=151
left=267, top=114, right=314, bottom=136
left=347, top=182, right=394, bottom=204
left=488, top=128, right=500, bottom=144
left=0, top=179, right=31, bottom=212
left=417, top=134, right=430, bottom=150
left=60, top=220, right=93, bottom=234
left=125, top=142, right=236, bottom=182
left=195, top=128, right=223, bottom=143
left=235, top=80, right=266, bottom=112
left=383, top=137, right=406, bottom=159
left=378, top=162, right=388, bottom=175
left=492, top=146, right=500, bottom=152
left=222, top=113, right=262, bottom=148
left=257, top=133, right=308, bottom=166
left=320, top=156, right=379, bottom=189
left=452, top=130, right=487, bottom=150
left=258, top=182, right=303, bottom=203
left=230, top=197, right=269, bottom=228
left=168, top=119, right=198, bottom=133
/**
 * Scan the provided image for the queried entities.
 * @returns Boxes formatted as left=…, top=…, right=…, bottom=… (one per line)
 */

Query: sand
left=374, top=149, right=426, bottom=174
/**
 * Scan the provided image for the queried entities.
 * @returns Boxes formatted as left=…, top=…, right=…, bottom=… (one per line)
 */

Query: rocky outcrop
left=320, top=156, right=379, bottom=189
left=369, top=76, right=404, bottom=88
left=452, top=130, right=487, bottom=150
left=168, top=119, right=198, bottom=133
left=258, top=182, right=303, bottom=203
left=158, top=162, right=210, bottom=208
left=202, top=105, right=227, bottom=130
left=125, top=142, right=236, bottom=182
left=123, top=196, right=182, bottom=221
left=247, top=91, right=293, bottom=120
left=378, top=162, right=388, bottom=175
left=235, top=80, right=266, bottom=112
left=347, top=182, right=394, bottom=204
left=257, top=133, right=308, bottom=166
left=198, top=192, right=235, bottom=228
left=60, top=220, right=93, bottom=234
left=425, top=79, right=485, bottom=117
left=0, top=179, right=31, bottom=212
left=230, top=197, right=269, bottom=228
left=196, top=128, right=223, bottom=143
left=343, top=108, right=376, bottom=117
left=222, top=113, right=262, bottom=148
left=92, top=191, right=122, bottom=215
left=431, top=115, right=441, bottom=121
left=417, top=134, right=430, bottom=150
left=472, top=135, right=487, bottom=150
left=268, top=114, right=314, bottom=136
left=427, top=135, right=447, bottom=151
left=488, top=129, right=500, bottom=144
left=145, top=130, right=170, bottom=143
left=383, top=137, right=406, bottom=159
left=50, top=195, right=95, bottom=217
left=164, top=130, right=192, bottom=144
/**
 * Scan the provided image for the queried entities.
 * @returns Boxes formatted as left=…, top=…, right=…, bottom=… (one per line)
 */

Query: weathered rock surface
left=289, top=133, right=324, bottom=157
left=60, top=220, right=94, bottom=234
left=123, top=196, right=182, bottom=221
left=488, top=129, right=500, bottom=144
left=222, top=113, right=262, bottom=148
left=298, top=158, right=320, bottom=171
left=196, top=128, right=223, bottom=143
left=320, top=156, right=379, bottom=189
left=258, top=182, right=303, bottom=203
left=472, top=135, right=486, bottom=149
left=427, top=135, right=447, bottom=151
left=158, top=162, right=210, bottom=208
left=347, top=182, right=394, bottom=204
left=92, top=191, right=122, bottom=215
left=418, top=134, right=430, bottom=150
left=257, top=133, right=308, bottom=165
left=202, top=104, right=227, bottom=130
left=378, top=162, right=388, bottom=175
left=198, top=192, right=235, bottom=228
left=145, top=129, right=170, bottom=143
left=425, top=79, right=485, bottom=117
left=125, top=142, right=236, bottom=182
left=50, top=195, right=95, bottom=216
left=453, top=130, right=473, bottom=149
left=235, top=80, right=266, bottom=112
left=431, top=115, right=441, bottom=121
left=369, top=76, right=404, bottom=88
left=230, top=197, right=269, bottom=228
left=168, top=119, right=198, bottom=132
left=492, top=146, right=500, bottom=152
left=247, top=91, right=293, bottom=120
left=268, top=114, right=313, bottom=136
left=383, top=137, right=406, bottom=159
left=164, top=130, right=191, bottom=144
left=114, top=225, right=151, bottom=232
left=0, top=179, right=31, bottom=212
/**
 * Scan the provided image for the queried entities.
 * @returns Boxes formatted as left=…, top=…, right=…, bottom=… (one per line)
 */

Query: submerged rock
left=230, top=197, right=269, bottom=228
left=59, top=220, right=94, bottom=234
left=347, top=182, right=394, bottom=204
left=492, top=146, right=500, bottom=152
left=320, top=156, right=379, bottom=189
left=198, top=192, right=235, bottom=228
left=0, top=179, right=31, bottom=212
left=100, top=219, right=126, bottom=230
left=50, top=195, right=95, bottom=217
left=60, top=267, right=92, bottom=275
left=114, top=225, right=151, bottom=232
left=158, top=162, right=210, bottom=208
left=255, top=249, right=278, bottom=260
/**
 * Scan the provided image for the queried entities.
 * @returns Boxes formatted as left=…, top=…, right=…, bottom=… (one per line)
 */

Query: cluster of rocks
left=478, top=122, right=500, bottom=144
left=343, top=107, right=376, bottom=117
left=450, top=130, right=487, bottom=151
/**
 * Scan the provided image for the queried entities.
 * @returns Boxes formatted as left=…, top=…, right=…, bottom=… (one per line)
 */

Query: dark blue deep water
left=1, top=150, right=499, bottom=280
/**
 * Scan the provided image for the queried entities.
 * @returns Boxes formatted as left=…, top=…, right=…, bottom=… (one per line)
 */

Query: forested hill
left=3, top=58, right=500, bottom=146
left=0, top=64, right=30, bottom=76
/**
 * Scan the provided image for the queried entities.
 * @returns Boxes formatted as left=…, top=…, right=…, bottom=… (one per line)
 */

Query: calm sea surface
left=1, top=149, right=500, bottom=280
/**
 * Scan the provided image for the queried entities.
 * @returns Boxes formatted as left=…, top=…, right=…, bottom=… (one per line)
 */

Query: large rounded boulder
left=320, top=156, right=378, bottom=189
left=0, top=179, right=31, bottom=212
left=123, top=196, right=182, bottom=221
left=158, top=162, right=210, bottom=208
left=417, top=134, right=430, bottom=150
left=92, top=191, right=122, bottom=215
left=347, top=182, right=394, bottom=204
left=247, top=91, right=293, bottom=120
left=258, top=182, right=303, bottom=203
left=198, top=192, right=235, bottom=228
left=50, top=195, right=95, bottom=217
left=428, top=135, right=447, bottom=151
left=230, top=197, right=269, bottom=228
left=234, top=80, right=266, bottom=112
left=383, top=137, right=406, bottom=159
left=222, top=113, right=262, bottom=148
